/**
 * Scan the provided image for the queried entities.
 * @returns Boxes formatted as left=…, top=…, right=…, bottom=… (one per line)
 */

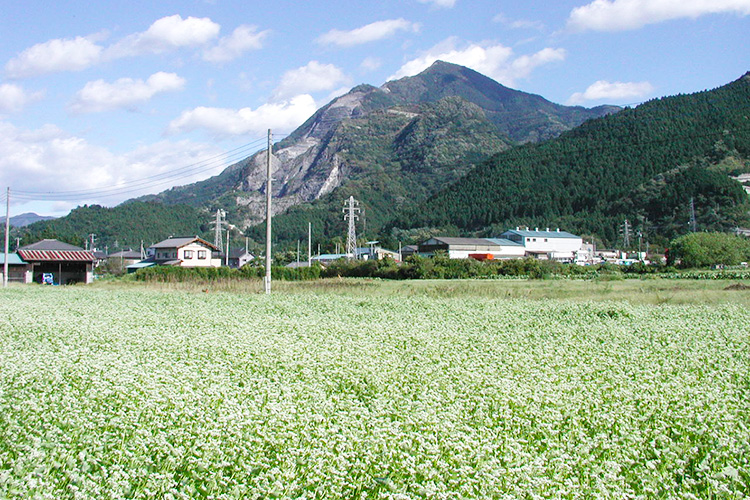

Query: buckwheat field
left=0, top=285, right=748, bottom=499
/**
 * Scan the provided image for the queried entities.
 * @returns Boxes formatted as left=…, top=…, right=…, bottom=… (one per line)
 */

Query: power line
left=10, top=134, right=288, bottom=202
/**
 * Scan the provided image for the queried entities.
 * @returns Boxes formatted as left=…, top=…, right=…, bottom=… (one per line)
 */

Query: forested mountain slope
left=389, top=72, right=750, bottom=246
left=14, top=202, right=207, bottom=251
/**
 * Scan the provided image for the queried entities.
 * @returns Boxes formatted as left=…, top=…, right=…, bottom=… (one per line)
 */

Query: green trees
left=392, top=73, right=750, bottom=246
left=667, top=232, right=750, bottom=268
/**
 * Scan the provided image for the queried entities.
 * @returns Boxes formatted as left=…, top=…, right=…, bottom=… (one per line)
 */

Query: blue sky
left=1, top=0, right=748, bottom=216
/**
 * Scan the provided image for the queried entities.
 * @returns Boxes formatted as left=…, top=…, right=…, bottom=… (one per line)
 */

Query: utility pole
left=225, top=228, right=230, bottom=267
left=343, top=196, right=360, bottom=259
left=4, top=187, right=10, bottom=288
left=265, top=129, right=273, bottom=294
left=307, top=222, right=312, bottom=266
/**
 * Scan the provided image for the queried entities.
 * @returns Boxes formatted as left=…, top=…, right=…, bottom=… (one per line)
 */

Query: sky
left=0, top=0, right=748, bottom=217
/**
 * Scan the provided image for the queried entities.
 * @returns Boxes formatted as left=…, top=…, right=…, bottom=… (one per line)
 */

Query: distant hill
left=388, top=72, right=750, bottom=247
left=142, top=61, right=618, bottom=242
left=9, top=212, right=55, bottom=227
left=15, top=202, right=207, bottom=250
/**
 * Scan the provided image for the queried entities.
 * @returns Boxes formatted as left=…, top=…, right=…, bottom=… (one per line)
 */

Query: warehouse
left=17, top=239, right=97, bottom=284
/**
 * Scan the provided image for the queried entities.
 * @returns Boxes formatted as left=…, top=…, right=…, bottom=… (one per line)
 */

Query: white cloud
left=5, top=36, right=104, bottom=78
left=272, top=61, right=350, bottom=101
left=417, top=0, right=456, bottom=8
left=105, top=15, right=221, bottom=58
left=567, top=0, right=750, bottom=32
left=493, top=13, right=545, bottom=30
left=202, top=25, right=270, bottom=63
left=389, top=38, right=566, bottom=87
left=360, top=57, right=383, bottom=72
left=567, top=79, right=655, bottom=104
left=317, top=19, right=420, bottom=47
left=5, top=15, right=227, bottom=78
left=69, top=72, right=186, bottom=113
left=0, top=84, right=44, bottom=113
left=167, top=94, right=318, bottom=137
left=0, top=121, right=225, bottom=210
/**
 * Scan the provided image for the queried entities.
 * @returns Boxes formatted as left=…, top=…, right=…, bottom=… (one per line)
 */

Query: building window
left=198, top=250, right=207, bottom=259
left=184, top=250, right=194, bottom=259
left=544, top=239, right=548, bottom=242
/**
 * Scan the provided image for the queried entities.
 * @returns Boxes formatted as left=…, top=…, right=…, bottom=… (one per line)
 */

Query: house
left=0, top=253, right=30, bottom=283
left=108, top=250, right=143, bottom=267
left=17, top=239, right=97, bottom=284
left=228, top=247, right=254, bottom=269
left=149, top=236, right=221, bottom=268
left=500, top=228, right=583, bottom=262
left=357, top=246, right=401, bottom=261
left=418, top=237, right=525, bottom=260
left=400, top=245, right=419, bottom=259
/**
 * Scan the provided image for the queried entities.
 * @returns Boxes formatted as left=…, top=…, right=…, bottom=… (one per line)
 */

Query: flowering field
left=0, top=286, right=748, bottom=499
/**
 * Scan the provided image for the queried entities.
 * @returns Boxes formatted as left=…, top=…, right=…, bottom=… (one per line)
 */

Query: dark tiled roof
left=19, top=239, right=84, bottom=251
left=151, top=236, right=218, bottom=251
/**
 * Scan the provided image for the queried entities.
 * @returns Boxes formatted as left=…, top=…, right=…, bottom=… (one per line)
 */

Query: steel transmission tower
left=213, top=209, right=226, bottom=250
left=343, top=196, right=360, bottom=259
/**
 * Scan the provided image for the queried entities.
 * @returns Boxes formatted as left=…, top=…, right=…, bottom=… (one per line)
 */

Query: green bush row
left=133, top=264, right=321, bottom=282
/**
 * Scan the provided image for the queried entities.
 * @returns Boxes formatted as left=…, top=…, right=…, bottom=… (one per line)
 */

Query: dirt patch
left=724, top=283, right=750, bottom=291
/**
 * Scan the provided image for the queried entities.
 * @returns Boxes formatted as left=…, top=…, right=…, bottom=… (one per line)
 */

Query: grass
left=93, top=275, right=750, bottom=306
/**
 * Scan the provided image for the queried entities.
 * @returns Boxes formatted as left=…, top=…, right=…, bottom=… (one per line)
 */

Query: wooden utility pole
left=264, top=129, right=272, bottom=294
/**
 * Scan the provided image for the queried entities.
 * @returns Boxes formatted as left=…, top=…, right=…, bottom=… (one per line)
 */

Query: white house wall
left=177, top=242, right=221, bottom=268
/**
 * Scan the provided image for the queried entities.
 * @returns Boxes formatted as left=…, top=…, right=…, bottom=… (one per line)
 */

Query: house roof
left=126, top=261, right=156, bottom=270
left=424, top=237, right=497, bottom=246
left=422, top=237, right=521, bottom=247
left=19, top=239, right=84, bottom=251
left=229, top=247, right=253, bottom=259
left=151, top=236, right=219, bottom=251
left=109, top=250, right=142, bottom=259
left=501, top=229, right=580, bottom=239
left=0, top=253, right=26, bottom=265
left=484, top=238, right=522, bottom=246
left=312, top=253, right=347, bottom=261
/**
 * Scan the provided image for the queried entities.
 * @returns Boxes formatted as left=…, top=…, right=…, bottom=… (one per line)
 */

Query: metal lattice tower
left=213, top=209, right=226, bottom=250
left=343, top=196, right=360, bottom=259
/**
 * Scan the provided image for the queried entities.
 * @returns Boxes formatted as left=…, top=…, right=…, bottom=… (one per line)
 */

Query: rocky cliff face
left=146, top=61, right=619, bottom=228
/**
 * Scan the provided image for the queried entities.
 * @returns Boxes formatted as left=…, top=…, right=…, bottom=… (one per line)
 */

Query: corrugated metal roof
left=484, top=238, right=523, bottom=246
left=501, top=229, right=580, bottom=239
left=126, top=261, right=156, bottom=269
left=18, top=249, right=96, bottom=262
left=0, top=253, right=26, bottom=265
left=425, top=237, right=498, bottom=246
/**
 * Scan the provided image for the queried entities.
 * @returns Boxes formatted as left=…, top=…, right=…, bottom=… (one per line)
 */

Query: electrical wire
left=10, top=133, right=288, bottom=202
